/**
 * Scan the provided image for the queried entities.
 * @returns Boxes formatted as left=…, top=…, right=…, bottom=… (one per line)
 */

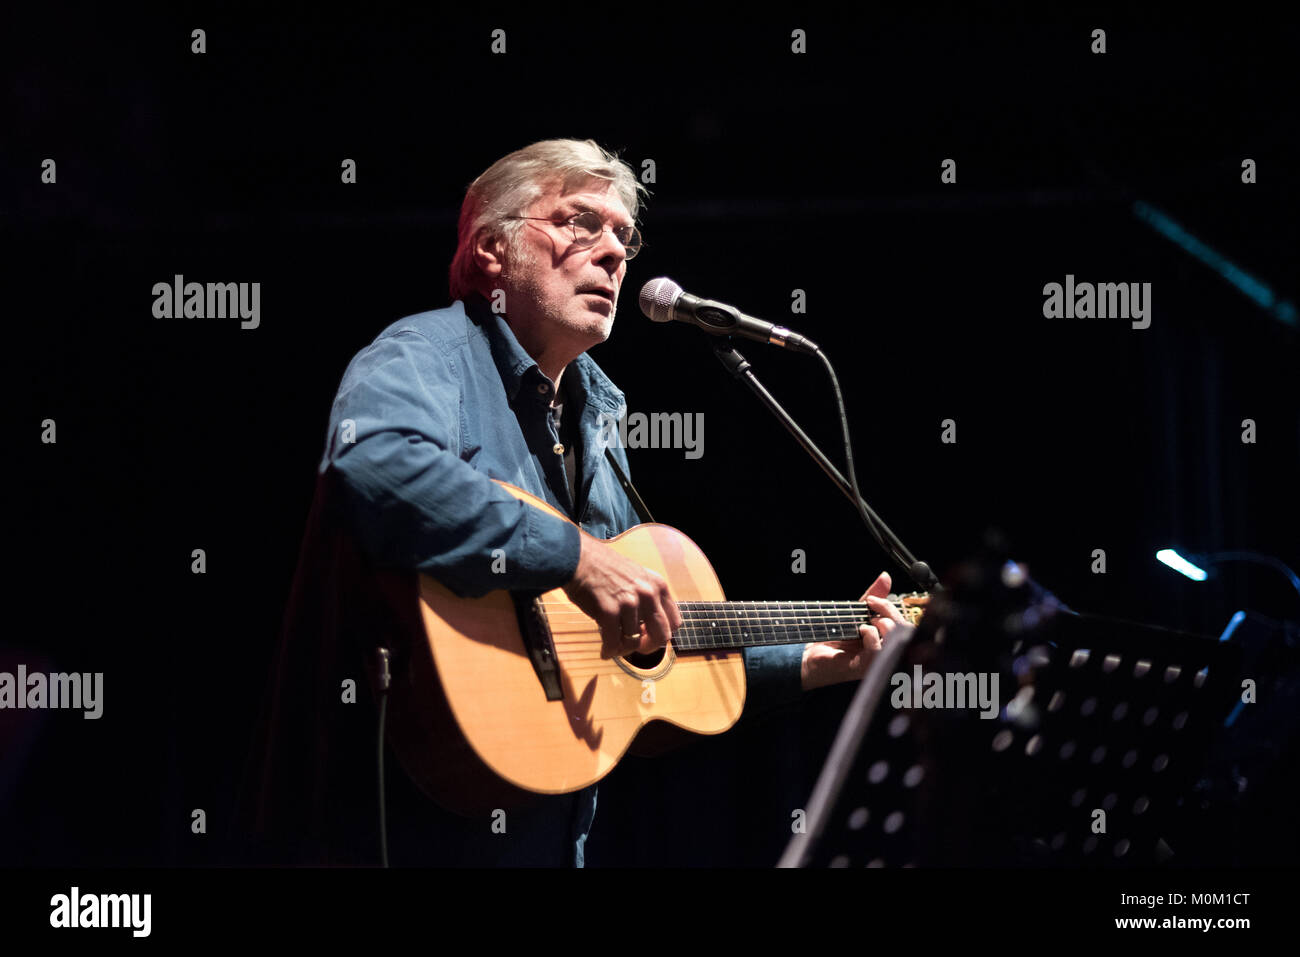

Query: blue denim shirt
left=319, top=293, right=803, bottom=865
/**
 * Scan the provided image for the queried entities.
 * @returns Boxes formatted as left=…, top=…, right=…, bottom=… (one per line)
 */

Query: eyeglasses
left=506, top=211, right=642, bottom=260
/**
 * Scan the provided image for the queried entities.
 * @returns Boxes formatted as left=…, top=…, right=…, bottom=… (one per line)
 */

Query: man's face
left=499, top=181, right=633, bottom=355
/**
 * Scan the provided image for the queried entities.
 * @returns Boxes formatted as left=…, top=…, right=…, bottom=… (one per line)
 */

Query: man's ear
left=472, top=230, right=507, bottom=282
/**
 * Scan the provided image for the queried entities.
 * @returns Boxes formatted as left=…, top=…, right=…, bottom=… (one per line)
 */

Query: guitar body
left=385, top=482, right=746, bottom=816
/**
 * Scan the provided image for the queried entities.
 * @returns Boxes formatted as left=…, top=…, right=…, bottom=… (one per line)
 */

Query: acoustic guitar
left=381, top=481, right=928, bottom=815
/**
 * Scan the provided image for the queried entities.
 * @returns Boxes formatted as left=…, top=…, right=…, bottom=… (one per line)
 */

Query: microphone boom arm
left=712, top=341, right=938, bottom=590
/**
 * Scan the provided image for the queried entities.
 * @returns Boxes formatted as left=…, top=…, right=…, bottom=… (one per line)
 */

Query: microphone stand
left=713, top=340, right=939, bottom=591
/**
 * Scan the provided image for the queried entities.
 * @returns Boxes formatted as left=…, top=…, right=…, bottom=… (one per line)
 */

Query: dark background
left=5, top=9, right=1296, bottom=866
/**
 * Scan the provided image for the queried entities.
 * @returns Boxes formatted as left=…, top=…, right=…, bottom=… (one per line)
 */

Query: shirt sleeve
left=321, top=329, right=581, bottom=598
left=742, top=643, right=805, bottom=715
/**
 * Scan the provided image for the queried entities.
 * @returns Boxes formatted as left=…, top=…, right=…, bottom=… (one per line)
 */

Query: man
left=240, top=138, right=907, bottom=867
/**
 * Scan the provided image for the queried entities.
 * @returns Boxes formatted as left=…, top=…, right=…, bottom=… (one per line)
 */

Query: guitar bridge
left=513, top=593, right=563, bottom=701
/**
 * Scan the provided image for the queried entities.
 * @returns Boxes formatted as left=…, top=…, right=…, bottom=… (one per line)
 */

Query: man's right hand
left=562, top=535, right=682, bottom=659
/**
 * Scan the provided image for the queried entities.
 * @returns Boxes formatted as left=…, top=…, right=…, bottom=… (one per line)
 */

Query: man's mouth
left=578, top=286, right=616, bottom=304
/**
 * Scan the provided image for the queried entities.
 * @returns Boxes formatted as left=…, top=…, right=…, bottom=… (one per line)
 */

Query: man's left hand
left=800, top=571, right=909, bottom=692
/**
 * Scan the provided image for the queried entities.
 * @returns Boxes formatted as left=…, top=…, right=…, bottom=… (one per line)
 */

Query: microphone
left=638, top=277, right=820, bottom=355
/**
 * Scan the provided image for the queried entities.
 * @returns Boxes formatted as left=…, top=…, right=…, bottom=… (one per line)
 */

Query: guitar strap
left=603, top=447, right=657, bottom=525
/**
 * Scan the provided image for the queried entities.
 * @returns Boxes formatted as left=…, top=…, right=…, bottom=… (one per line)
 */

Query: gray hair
left=448, top=138, right=648, bottom=300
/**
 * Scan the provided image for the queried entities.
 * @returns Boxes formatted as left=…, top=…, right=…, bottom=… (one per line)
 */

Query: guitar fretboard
left=669, top=598, right=923, bottom=650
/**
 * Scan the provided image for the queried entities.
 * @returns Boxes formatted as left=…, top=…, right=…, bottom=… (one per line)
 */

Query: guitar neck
left=670, top=595, right=928, bottom=651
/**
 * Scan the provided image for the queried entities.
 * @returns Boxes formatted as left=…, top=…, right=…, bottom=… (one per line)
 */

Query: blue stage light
left=1156, top=548, right=1209, bottom=581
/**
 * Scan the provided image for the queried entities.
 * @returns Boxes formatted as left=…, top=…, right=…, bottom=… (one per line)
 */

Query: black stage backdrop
left=6, top=9, right=1297, bottom=868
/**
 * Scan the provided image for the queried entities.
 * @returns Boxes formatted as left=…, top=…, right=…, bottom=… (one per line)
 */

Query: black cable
left=375, top=647, right=391, bottom=868
left=1207, top=551, right=1300, bottom=604
left=814, top=347, right=937, bottom=590
left=377, top=694, right=388, bottom=867
left=815, top=349, right=882, bottom=540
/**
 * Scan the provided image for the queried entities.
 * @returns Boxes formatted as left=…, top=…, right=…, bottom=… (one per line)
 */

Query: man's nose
left=590, top=226, right=628, bottom=271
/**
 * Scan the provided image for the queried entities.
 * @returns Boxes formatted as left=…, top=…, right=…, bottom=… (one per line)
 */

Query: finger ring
left=623, top=632, right=641, bottom=641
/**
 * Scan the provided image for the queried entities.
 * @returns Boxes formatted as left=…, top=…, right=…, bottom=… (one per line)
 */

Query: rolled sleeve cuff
left=742, top=643, right=805, bottom=716
left=519, top=506, right=583, bottom=592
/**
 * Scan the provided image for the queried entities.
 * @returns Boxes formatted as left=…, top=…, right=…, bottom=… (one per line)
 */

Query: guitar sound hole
left=623, top=646, right=667, bottom=669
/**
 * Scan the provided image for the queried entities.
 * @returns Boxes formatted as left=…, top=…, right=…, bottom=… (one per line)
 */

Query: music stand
left=781, top=567, right=1244, bottom=867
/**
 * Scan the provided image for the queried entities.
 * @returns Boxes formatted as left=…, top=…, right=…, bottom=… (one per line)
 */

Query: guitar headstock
left=888, top=591, right=931, bottom=625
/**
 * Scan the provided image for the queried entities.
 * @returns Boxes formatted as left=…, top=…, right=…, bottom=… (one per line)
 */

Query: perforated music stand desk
left=781, top=607, right=1242, bottom=867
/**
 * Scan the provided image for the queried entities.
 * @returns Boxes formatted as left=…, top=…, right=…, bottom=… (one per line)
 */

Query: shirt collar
left=463, top=293, right=626, bottom=416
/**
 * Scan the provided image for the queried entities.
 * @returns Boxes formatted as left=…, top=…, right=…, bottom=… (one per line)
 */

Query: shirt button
left=537, top=382, right=550, bottom=395
left=553, top=442, right=565, bottom=455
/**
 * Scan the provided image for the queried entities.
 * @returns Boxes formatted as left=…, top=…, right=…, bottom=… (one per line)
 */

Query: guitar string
left=535, top=598, right=928, bottom=605
left=539, top=615, right=898, bottom=623
left=525, top=601, right=922, bottom=663
left=536, top=606, right=907, bottom=617
left=543, top=618, right=897, bottom=630
left=542, top=617, right=893, bottom=629
left=547, top=631, right=888, bottom=645
left=538, top=607, right=905, bottom=617
left=544, top=619, right=907, bottom=634
left=515, top=609, right=921, bottom=665
left=550, top=638, right=888, bottom=659
left=549, top=635, right=905, bottom=660
left=547, top=631, right=884, bottom=645
left=536, top=603, right=917, bottom=620
left=539, top=600, right=914, bottom=608
left=535, top=597, right=929, bottom=602
left=544, top=618, right=899, bottom=626
left=536, top=600, right=918, bottom=609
